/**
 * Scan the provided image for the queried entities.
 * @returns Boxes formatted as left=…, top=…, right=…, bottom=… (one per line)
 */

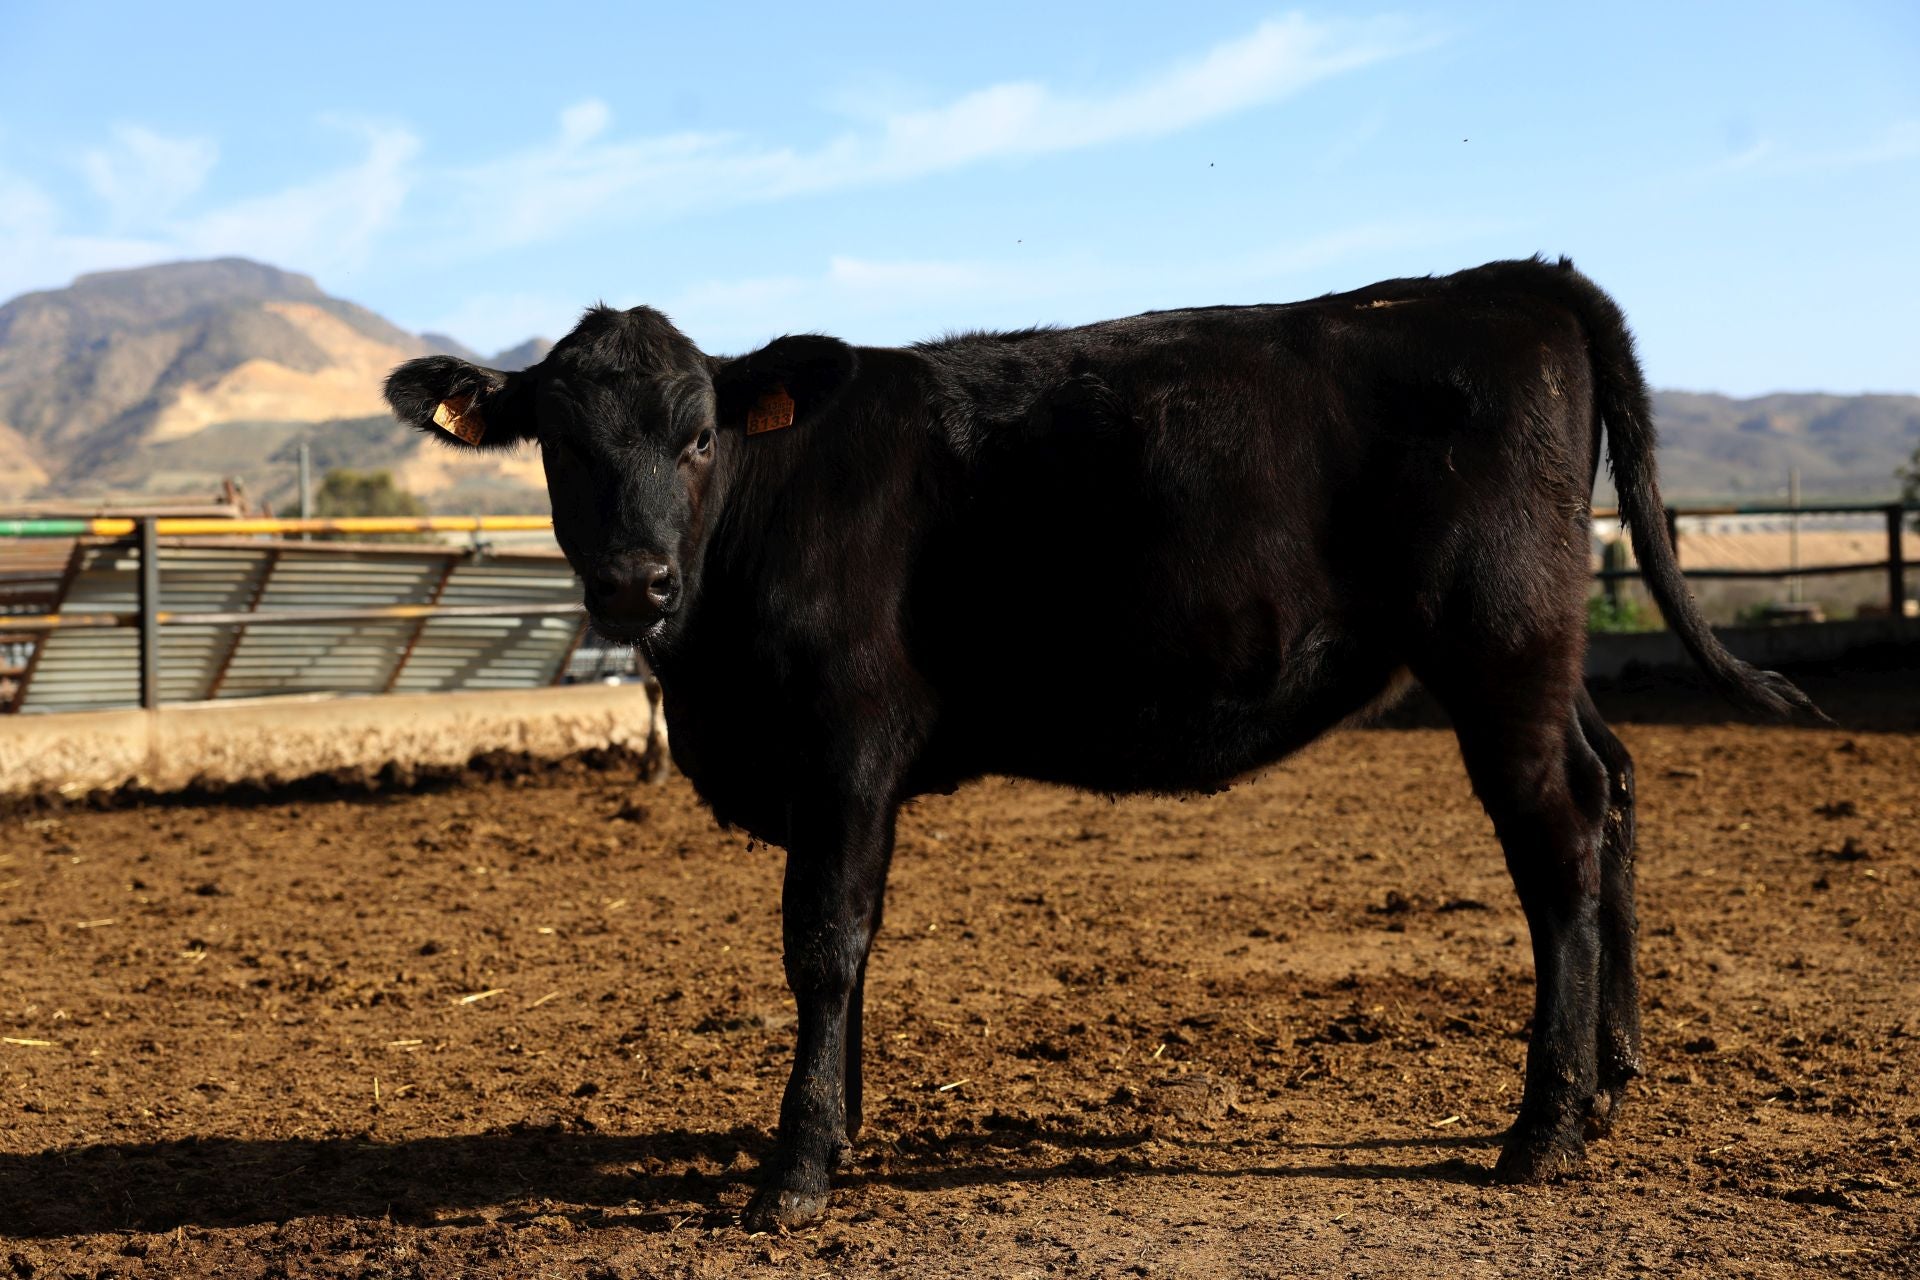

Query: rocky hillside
left=1637, top=391, right=1920, bottom=503
left=0, top=260, right=550, bottom=511
left=1, top=259, right=1914, bottom=511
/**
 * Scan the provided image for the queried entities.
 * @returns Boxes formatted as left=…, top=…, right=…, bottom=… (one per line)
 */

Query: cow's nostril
left=644, top=566, right=678, bottom=608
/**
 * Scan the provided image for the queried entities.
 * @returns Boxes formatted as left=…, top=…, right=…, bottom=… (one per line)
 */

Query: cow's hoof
left=1494, top=1125, right=1587, bottom=1183
left=1587, top=1052, right=1642, bottom=1140
left=742, top=1184, right=830, bottom=1233
left=1583, top=1087, right=1624, bottom=1141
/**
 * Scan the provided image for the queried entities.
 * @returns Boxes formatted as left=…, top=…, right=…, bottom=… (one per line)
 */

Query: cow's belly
left=919, top=630, right=1403, bottom=796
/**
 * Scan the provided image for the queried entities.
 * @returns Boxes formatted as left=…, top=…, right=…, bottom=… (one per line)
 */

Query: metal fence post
left=1601, top=535, right=1625, bottom=606
left=138, top=518, right=160, bottom=709
left=1890, top=504, right=1910, bottom=620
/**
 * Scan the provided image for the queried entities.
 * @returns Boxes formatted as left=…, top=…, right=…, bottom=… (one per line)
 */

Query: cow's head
left=384, top=306, right=855, bottom=648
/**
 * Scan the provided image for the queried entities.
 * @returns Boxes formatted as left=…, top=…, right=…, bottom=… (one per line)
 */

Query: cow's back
left=906, top=274, right=1595, bottom=793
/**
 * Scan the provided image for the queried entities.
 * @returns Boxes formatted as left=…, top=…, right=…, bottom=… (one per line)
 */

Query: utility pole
left=1788, top=467, right=1801, bottom=605
left=299, top=442, right=313, bottom=541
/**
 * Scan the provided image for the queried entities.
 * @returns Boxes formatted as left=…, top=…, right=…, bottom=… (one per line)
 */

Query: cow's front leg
left=743, top=792, right=896, bottom=1232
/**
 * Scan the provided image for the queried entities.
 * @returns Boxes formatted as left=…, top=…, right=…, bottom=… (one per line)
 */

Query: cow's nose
left=589, top=558, right=679, bottom=630
left=642, top=562, right=678, bottom=610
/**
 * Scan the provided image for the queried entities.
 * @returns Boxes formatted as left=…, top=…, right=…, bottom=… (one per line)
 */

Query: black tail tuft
left=1741, top=667, right=1834, bottom=724
left=1536, top=259, right=1828, bottom=724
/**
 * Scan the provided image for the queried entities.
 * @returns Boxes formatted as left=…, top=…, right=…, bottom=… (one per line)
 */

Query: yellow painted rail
left=0, top=601, right=585, bottom=632
left=0, top=515, right=553, bottom=538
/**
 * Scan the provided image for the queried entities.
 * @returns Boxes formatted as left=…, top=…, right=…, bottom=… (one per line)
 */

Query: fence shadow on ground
left=0, top=1124, right=1498, bottom=1237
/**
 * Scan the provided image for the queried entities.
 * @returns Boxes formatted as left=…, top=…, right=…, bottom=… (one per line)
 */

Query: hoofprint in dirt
left=1, top=722, right=1914, bottom=1278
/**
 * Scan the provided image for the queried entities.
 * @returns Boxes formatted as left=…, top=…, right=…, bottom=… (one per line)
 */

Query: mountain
left=0, top=260, right=553, bottom=511
left=419, top=333, right=551, bottom=371
left=419, top=331, right=488, bottom=365
left=1, top=259, right=1915, bottom=512
left=492, top=338, right=554, bottom=372
left=1638, top=391, right=1920, bottom=503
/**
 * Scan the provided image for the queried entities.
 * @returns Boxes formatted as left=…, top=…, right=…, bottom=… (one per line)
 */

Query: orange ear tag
left=746, top=385, right=796, bottom=435
left=432, top=394, right=487, bottom=445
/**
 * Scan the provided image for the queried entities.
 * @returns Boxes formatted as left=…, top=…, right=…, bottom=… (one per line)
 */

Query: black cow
left=386, top=256, right=1819, bottom=1230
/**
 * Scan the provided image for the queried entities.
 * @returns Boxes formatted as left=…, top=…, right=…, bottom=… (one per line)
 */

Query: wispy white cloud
left=0, top=165, right=59, bottom=243
left=421, top=290, right=583, bottom=357
left=558, top=99, right=613, bottom=148
left=654, top=218, right=1506, bottom=353
left=81, top=124, right=219, bottom=226
left=416, top=209, right=1500, bottom=354
left=1708, top=119, right=1920, bottom=179
left=1316, top=104, right=1392, bottom=171
left=653, top=255, right=1094, bottom=351
left=853, top=13, right=1423, bottom=169
left=1240, top=220, right=1488, bottom=276
left=1717, top=138, right=1773, bottom=173
left=0, top=164, right=173, bottom=300
left=173, top=119, right=418, bottom=272
left=0, top=120, right=417, bottom=304
left=1822, top=118, right=1920, bottom=169
left=1, top=13, right=1438, bottom=340
left=441, top=13, right=1435, bottom=253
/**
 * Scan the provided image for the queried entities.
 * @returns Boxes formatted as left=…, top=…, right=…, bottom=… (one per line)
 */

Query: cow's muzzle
left=586, top=554, right=679, bottom=638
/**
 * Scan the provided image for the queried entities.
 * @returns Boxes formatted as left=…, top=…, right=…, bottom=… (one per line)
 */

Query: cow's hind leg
left=1576, top=687, right=1643, bottom=1135
left=1424, top=661, right=1610, bottom=1182
left=840, top=921, right=879, bottom=1163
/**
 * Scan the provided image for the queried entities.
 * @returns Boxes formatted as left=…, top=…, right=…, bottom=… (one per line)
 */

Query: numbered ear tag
left=746, top=385, right=796, bottom=435
left=433, top=394, right=487, bottom=445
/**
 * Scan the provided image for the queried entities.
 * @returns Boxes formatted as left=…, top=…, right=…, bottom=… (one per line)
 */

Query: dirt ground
left=2, top=690, right=1916, bottom=1277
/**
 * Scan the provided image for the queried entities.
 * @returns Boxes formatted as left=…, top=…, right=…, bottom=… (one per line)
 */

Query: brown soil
left=2, top=715, right=1916, bottom=1277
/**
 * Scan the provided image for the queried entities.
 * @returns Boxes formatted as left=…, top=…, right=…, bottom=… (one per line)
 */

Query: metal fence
left=1591, top=500, right=1915, bottom=619
left=2, top=502, right=1914, bottom=713
left=0, top=516, right=585, bottom=713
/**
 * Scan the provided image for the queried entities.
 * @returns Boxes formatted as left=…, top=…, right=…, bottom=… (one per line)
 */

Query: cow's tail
left=1547, top=258, right=1827, bottom=722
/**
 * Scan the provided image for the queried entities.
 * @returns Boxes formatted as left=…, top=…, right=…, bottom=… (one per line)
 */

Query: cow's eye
left=694, top=428, right=715, bottom=455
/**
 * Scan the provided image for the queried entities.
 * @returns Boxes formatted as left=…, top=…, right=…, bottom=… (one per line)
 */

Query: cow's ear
left=384, top=356, right=536, bottom=451
left=712, top=335, right=858, bottom=436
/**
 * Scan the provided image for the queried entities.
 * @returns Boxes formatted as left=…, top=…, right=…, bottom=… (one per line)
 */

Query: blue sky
left=1, top=1, right=1915, bottom=395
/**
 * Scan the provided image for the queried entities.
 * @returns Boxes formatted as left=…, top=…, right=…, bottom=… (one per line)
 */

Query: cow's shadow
left=0, top=1122, right=1496, bottom=1237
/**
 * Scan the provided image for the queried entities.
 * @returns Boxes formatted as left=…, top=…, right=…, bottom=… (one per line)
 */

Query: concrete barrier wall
left=1585, top=617, right=1918, bottom=679
left=0, top=683, right=662, bottom=798
left=4, top=617, right=1909, bottom=800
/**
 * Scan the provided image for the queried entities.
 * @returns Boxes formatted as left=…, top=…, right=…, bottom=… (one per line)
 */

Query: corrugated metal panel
left=14, top=539, right=585, bottom=712
left=390, top=558, right=584, bottom=693
left=215, top=547, right=444, bottom=699
left=20, top=544, right=137, bottom=712
left=0, top=539, right=74, bottom=607
left=18, top=543, right=267, bottom=711
left=0, top=538, right=75, bottom=691
left=567, top=637, right=645, bottom=682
